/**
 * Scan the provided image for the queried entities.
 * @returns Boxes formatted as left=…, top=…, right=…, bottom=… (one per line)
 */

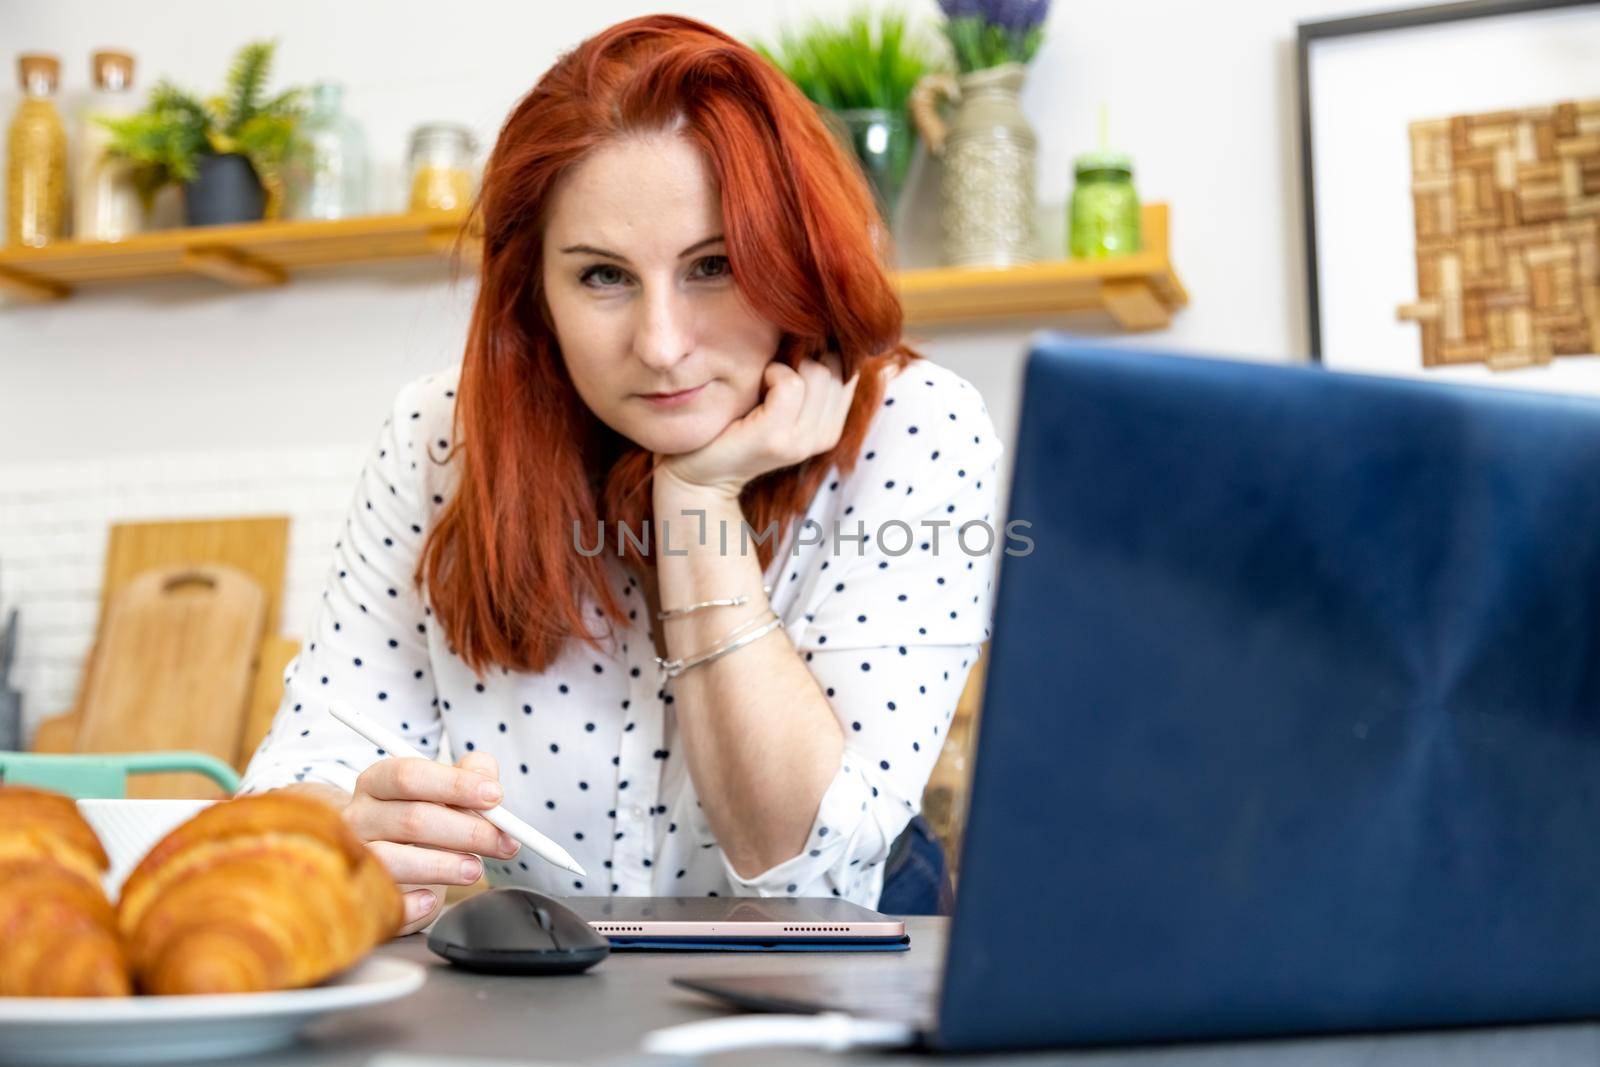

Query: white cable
left=639, top=1012, right=915, bottom=1056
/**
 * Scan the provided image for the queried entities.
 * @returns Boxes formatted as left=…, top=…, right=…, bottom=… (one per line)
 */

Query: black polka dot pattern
left=237, top=360, right=1003, bottom=908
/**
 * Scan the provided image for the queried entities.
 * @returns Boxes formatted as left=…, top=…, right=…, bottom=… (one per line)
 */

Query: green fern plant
left=98, top=40, right=305, bottom=213
left=754, top=8, right=942, bottom=113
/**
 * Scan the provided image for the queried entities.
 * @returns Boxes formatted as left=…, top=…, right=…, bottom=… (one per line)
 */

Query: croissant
left=117, top=792, right=402, bottom=994
left=0, top=785, right=132, bottom=996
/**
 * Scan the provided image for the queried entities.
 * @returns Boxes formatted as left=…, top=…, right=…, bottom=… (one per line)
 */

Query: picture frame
left=1297, top=0, right=1600, bottom=393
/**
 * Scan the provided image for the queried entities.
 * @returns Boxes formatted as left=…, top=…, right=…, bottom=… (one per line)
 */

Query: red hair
left=419, top=13, right=918, bottom=676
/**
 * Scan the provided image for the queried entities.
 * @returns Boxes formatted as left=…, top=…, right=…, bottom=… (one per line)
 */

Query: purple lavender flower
left=939, top=0, right=1051, bottom=70
left=936, top=0, right=986, bottom=18
left=938, top=0, right=1051, bottom=32
left=994, top=0, right=1051, bottom=32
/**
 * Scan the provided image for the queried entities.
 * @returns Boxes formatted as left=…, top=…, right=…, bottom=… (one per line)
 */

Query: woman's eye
left=579, top=264, right=628, bottom=288
left=693, top=255, right=730, bottom=280
left=578, top=257, right=727, bottom=289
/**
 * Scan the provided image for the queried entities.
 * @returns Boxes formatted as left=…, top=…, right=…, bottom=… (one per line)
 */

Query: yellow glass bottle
left=6, top=53, right=69, bottom=248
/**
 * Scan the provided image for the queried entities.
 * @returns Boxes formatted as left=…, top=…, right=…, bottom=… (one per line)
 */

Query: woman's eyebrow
left=559, top=234, right=725, bottom=262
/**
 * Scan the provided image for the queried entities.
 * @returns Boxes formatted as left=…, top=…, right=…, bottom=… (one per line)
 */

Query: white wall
left=0, top=0, right=1394, bottom=729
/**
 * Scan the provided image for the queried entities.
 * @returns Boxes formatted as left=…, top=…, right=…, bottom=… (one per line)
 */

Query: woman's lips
left=640, top=383, right=705, bottom=408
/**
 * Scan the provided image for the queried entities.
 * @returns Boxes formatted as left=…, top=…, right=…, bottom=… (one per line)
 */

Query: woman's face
left=541, top=132, right=782, bottom=456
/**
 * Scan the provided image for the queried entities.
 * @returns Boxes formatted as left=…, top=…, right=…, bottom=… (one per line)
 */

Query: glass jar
left=406, top=122, right=476, bottom=213
left=6, top=53, right=68, bottom=248
left=287, top=82, right=369, bottom=220
left=75, top=49, right=144, bottom=242
left=1068, top=151, right=1141, bottom=259
left=824, top=106, right=916, bottom=230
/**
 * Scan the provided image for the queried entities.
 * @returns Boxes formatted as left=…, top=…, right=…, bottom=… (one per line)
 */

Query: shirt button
left=630, top=805, right=646, bottom=822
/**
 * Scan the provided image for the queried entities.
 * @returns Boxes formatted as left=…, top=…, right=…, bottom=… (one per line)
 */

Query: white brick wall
left=0, top=444, right=368, bottom=740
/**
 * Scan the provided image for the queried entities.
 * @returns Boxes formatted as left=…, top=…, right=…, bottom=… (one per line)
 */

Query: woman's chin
left=628, top=418, right=723, bottom=457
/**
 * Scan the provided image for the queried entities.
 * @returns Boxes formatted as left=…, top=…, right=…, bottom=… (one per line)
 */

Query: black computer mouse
left=426, top=887, right=611, bottom=975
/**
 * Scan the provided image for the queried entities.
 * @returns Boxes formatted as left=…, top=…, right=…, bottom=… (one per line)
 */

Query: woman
left=240, top=13, right=1002, bottom=935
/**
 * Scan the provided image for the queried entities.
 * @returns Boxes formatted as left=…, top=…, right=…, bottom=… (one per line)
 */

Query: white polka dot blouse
left=239, top=358, right=1005, bottom=907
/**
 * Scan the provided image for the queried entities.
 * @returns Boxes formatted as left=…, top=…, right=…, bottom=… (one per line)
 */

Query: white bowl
left=75, top=798, right=214, bottom=898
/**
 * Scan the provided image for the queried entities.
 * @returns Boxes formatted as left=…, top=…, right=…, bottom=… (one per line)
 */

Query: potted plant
left=755, top=9, right=943, bottom=230
left=910, top=0, right=1052, bottom=267
left=98, top=40, right=305, bottom=227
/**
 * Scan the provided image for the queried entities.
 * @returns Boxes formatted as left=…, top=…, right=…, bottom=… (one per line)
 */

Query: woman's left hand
left=656, top=351, right=860, bottom=500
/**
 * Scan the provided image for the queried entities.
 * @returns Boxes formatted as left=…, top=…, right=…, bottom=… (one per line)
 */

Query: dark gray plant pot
left=185, top=152, right=266, bottom=226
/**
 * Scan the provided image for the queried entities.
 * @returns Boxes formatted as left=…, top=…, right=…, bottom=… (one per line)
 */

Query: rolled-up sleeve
left=718, top=645, right=978, bottom=902
left=238, top=376, right=444, bottom=796
left=720, top=368, right=1004, bottom=902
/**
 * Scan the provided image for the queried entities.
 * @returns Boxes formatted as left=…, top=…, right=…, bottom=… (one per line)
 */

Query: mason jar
left=1068, top=151, right=1141, bottom=259
left=406, top=122, right=476, bottom=213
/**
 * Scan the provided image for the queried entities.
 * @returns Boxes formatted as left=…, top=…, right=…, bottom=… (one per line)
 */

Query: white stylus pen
left=328, top=699, right=588, bottom=878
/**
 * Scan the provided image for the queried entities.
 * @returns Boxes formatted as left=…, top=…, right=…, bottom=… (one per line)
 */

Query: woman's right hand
left=343, top=751, right=521, bottom=934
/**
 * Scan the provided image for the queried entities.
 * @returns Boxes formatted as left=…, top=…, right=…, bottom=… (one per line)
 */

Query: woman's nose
left=631, top=286, right=694, bottom=373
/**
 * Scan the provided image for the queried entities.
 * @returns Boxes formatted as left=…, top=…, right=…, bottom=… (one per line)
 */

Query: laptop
left=674, top=336, right=1600, bottom=1051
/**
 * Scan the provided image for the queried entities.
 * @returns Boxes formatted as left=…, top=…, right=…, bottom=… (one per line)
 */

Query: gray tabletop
left=238, top=916, right=1600, bottom=1067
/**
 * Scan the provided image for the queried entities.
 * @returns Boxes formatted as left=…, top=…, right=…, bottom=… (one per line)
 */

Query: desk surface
left=240, top=916, right=1600, bottom=1067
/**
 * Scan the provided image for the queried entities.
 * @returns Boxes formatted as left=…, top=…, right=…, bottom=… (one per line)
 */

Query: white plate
left=0, top=957, right=426, bottom=1065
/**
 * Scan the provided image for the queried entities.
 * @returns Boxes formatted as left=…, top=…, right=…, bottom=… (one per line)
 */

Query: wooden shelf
left=0, top=203, right=1186, bottom=331
left=896, top=204, right=1186, bottom=331
left=0, top=210, right=475, bottom=302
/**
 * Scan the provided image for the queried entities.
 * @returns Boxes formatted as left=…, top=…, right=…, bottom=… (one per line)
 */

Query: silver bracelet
left=656, top=584, right=773, bottom=621
left=655, top=610, right=783, bottom=680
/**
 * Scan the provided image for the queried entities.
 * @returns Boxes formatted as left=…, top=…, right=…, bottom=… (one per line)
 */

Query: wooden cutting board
left=96, top=517, right=288, bottom=636
left=75, top=564, right=266, bottom=799
left=32, top=516, right=291, bottom=759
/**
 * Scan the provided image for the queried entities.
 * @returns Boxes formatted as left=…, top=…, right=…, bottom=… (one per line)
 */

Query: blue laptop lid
left=939, top=337, right=1600, bottom=1050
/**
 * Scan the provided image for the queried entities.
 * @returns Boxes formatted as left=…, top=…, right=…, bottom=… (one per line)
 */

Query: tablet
left=559, top=896, right=908, bottom=950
